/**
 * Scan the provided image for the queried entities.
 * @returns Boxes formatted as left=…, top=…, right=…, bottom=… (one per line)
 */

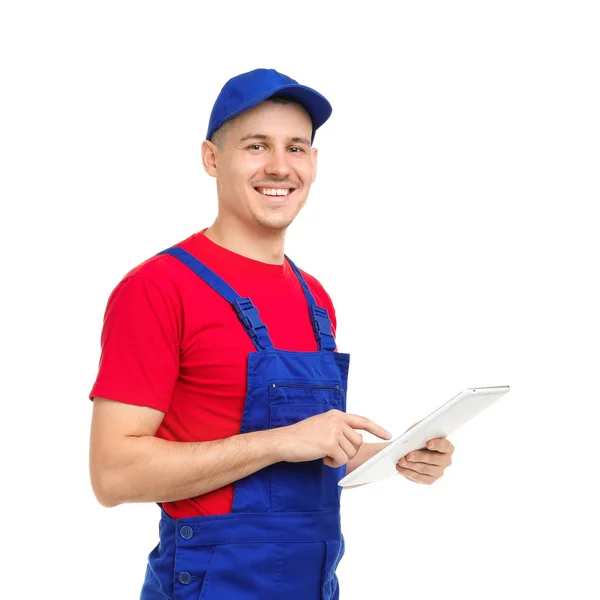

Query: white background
left=2, top=1, right=599, bottom=598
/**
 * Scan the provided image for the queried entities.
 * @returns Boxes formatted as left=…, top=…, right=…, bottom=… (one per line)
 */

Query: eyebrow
left=238, top=133, right=311, bottom=146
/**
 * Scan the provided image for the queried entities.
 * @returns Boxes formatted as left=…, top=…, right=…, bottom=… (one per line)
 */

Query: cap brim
left=272, top=84, right=333, bottom=138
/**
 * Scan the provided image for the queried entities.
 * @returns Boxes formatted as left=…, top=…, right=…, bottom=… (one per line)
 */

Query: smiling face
left=202, top=98, right=318, bottom=233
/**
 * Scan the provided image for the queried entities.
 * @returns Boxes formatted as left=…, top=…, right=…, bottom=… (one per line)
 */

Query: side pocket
left=172, top=545, right=216, bottom=600
left=321, top=535, right=345, bottom=600
left=199, top=543, right=284, bottom=600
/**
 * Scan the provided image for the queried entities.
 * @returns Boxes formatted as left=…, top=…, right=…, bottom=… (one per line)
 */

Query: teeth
left=258, top=188, right=291, bottom=196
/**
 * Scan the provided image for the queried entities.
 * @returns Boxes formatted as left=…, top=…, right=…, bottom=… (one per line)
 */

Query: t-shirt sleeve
left=89, top=274, right=181, bottom=412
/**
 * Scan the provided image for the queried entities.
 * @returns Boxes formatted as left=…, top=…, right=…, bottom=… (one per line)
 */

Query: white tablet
left=338, top=385, right=510, bottom=487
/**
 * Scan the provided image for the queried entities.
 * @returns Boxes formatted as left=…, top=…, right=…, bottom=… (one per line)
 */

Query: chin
left=254, top=214, right=296, bottom=231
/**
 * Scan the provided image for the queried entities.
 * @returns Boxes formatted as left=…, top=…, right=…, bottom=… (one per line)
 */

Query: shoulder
left=100, top=257, right=179, bottom=319
left=106, top=231, right=203, bottom=304
left=119, top=253, right=180, bottom=293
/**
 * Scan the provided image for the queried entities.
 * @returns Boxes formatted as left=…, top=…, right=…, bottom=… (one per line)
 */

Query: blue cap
left=206, top=68, right=332, bottom=143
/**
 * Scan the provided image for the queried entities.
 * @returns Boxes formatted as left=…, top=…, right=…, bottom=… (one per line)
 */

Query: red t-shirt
left=89, top=229, right=337, bottom=518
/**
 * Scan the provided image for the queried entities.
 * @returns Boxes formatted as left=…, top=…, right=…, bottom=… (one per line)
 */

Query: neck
left=204, top=217, right=287, bottom=265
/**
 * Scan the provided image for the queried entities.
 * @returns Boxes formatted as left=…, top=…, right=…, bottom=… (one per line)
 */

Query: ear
left=311, top=147, right=318, bottom=183
left=201, top=140, right=218, bottom=178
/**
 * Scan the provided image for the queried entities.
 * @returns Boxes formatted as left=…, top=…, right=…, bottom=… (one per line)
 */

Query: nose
left=264, top=147, right=291, bottom=178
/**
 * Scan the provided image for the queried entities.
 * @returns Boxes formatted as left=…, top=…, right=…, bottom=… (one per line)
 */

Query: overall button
left=180, top=525, right=193, bottom=540
left=178, top=572, right=192, bottom=585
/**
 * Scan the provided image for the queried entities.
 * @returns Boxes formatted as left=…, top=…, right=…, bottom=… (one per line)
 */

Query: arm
left=89, top=397, right=286, bottom=507
left=90, top=399, right=391, bottom=507
left=345, top=441, right=390, bottom=475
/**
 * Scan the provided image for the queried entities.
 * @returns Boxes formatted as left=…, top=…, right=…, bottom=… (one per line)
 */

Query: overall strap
left=157, top=247, right=274, bottom=351
left=285, top=256, right=336, bottom=352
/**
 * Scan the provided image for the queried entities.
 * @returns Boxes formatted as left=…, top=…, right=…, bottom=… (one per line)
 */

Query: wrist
left=347, top=441, right=390, bottom=474
left=257, top=427, right=290, bottom=463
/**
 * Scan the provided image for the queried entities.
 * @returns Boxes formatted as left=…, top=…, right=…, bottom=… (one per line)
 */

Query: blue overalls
left=140, top=246, right=350, bottom=600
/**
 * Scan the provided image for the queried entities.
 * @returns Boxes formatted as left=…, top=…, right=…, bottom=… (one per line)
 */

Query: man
left=89, top=68, right=454, bottom=599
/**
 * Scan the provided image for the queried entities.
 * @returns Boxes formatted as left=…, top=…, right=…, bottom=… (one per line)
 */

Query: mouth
left=253, top=186, right=297, bottom=199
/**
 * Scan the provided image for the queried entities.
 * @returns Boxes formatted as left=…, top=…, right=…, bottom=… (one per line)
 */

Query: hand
left=277, top=409, right=392, bottom=468
left=396, top=437, right=454, bottom=485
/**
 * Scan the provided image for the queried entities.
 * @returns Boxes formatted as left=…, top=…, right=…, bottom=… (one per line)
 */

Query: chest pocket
left=268, top=382, right=346, bottom=512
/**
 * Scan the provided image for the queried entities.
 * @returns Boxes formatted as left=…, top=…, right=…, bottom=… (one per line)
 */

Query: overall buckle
left=233, top=298, right=269, bottom=349
left=309, top=306, right=335, bottom=349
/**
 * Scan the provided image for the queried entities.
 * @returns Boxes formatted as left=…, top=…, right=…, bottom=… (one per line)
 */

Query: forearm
left=346, top=441, right=390, bottom=475
left=93, top=429, right=284, bottom=507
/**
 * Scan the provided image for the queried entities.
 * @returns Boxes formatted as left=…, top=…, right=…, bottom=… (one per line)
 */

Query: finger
left=396, top=466, right=437, bottom=485
left=326, top=445, right=351, bottom=468
left=397, top=460, right=444, bottom=478
left=338, top=435, right=359, bottom=460
left=426, top=438, right=454, bottom=454
left=343, top=427, right=363, bottom=451
left=401, top=450, right=450, bottom=467
left=344, top=414, right=392, bottom=440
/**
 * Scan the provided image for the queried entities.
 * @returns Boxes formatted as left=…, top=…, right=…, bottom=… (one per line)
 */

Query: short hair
left=210, top=95, right=312, bottom=148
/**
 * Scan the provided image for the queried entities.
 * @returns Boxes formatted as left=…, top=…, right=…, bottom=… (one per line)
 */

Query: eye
left=247, top=144, right=265, bottom=151
left=288, top=147, right=305, bottom=153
